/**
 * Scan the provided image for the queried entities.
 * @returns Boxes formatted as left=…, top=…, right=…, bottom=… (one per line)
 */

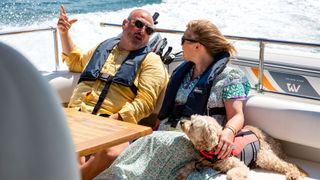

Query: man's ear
left=122, top=19, right=129, bottom=31
left=122, top=19, right=129, bottom=27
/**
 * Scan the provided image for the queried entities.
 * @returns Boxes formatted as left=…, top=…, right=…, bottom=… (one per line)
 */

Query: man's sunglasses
left=130, top=19, right=154, bottom=35
left=181, top=36, right=199, bottom=45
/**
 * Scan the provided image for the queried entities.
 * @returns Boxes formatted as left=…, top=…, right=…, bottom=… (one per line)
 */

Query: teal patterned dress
left=96, top=66, right=251, bottom=180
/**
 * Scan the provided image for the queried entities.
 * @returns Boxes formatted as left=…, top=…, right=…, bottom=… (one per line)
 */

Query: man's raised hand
left=57, top=5, right=78, bottom=34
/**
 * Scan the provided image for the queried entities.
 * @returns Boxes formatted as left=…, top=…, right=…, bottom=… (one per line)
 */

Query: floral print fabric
left=96, top=131, right=220, bottom=180
left=96, top=66, right=251, bottom=179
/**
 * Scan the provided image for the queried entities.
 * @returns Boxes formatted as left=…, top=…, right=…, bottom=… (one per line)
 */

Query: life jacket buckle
left=98, top=73, right=112, bottom=82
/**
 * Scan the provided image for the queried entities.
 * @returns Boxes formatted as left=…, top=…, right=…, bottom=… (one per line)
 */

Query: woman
left=96, top=20, right=251, bottom=179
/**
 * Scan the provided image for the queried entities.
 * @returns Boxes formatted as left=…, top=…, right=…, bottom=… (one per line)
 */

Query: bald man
left=58, top=6, right=168, bottom=179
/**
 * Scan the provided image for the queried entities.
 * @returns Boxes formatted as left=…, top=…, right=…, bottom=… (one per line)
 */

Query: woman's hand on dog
left=215, top=129, right=235, bottom=159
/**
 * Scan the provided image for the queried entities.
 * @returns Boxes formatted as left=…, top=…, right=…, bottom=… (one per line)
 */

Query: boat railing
left=224, top=35, right=320, bottom=86
left=135, top=25, right=320, bottom=100
left=1, top=26, right=320, bottom=99
left=0, top=27, right=60, bottom=71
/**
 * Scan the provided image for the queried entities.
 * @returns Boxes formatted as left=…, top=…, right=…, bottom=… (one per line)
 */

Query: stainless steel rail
left=1, top=25, right=320, bottom=99
left=0, top=27, right=60, bottom=71
left=258, top=42, right=265, bottom=92
left=100, top=22, right=320, bottom=48
left=232, top=57, right=320, bottom=78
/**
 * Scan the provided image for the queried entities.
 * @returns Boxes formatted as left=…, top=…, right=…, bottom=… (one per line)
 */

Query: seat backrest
left=0, top=42, right=80, bottom=180
left=243, top=94, right=320, bottom=149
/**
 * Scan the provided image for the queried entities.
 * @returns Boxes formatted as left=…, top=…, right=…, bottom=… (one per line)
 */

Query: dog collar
left=199, top=150, right=219, bottom=163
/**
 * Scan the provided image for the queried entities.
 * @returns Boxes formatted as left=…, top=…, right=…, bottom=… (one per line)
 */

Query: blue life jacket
left=78, top=37, right=150, bottom=114
left=158, top=52, right=229, bottom=127
left=78, top=37, right=150, bottom=94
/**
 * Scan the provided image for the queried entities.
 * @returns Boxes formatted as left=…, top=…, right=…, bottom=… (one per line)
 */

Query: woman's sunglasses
left=130, top=19, right=154, bottom=35
left=181, top=36, right=199, bottom=45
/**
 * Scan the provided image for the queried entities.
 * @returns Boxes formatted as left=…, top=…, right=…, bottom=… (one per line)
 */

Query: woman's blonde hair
left=187, top=19, right=236, bottom=58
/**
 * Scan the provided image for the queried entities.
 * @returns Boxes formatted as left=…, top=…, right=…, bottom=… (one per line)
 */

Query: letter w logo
left=287, top=83, right=301, bottom=92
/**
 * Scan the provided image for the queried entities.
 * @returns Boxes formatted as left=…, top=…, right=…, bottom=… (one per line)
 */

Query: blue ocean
left=0, top=0, right=319, bottom=70
left=0, top=0, right=161, bottom=26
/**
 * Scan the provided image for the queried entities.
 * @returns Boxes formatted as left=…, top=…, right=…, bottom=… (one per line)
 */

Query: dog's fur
left=178, top=115, right=307, bottom=180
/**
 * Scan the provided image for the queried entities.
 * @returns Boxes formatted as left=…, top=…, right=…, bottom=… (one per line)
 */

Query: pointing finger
left=60, top=5, right=67, bottom=16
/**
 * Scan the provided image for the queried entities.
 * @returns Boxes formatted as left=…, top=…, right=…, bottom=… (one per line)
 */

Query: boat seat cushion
left=244, top=94, right=320, bottom=149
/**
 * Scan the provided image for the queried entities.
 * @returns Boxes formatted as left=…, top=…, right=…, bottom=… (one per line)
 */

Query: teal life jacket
left=158, top=52, right=229, bottom=127
left=78, top=37, right=150, bottom=114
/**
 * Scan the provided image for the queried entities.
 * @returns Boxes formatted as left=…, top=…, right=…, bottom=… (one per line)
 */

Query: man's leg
left=80, top=142, right=129, bottom=180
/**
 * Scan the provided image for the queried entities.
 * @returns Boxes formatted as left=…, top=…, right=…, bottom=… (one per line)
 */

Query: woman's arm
left=215, top=98, right=245, bottom=159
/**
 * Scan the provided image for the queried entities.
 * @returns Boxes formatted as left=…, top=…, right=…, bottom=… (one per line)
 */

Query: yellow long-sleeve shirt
left=62, top=44, right=169, bottom=124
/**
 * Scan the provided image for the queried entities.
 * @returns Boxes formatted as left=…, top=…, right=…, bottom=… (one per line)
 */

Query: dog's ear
left=204, top=121, right=220, bottom=151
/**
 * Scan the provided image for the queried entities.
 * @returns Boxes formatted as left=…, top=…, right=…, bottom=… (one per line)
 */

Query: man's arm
left=57, top=5, right=96, bottom=72
left=117, top=53, right=169, bottom=123
left=57, top=5, right=78, bottom=55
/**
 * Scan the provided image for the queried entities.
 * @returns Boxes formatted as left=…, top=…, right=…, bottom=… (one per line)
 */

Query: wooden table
left=64, top=108, right=152, bottom=156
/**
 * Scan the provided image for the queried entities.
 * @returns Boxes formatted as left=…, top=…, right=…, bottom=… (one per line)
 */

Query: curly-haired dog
left=178, top=115, right=307, bottom=180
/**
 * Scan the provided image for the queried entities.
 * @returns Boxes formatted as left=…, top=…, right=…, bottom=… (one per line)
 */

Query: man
left=57, top=5, right=169, bottom=179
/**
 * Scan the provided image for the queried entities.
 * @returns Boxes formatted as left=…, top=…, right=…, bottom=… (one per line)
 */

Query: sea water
left=0, top=0, right=319, bottom=71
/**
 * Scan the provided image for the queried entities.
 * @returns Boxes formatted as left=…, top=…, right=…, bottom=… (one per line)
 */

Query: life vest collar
left=158, top=52, right=230, bottom=126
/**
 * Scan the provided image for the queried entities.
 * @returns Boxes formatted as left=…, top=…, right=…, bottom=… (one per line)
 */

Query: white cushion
left=44, top=70, right=80, bottom=104
left=244, top=94, right=320, bottom=149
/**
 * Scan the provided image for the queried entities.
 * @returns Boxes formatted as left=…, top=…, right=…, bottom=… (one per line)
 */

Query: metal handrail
left=100, top=22, right=320, bottom=48
left=0, top=27, right=55, bottom=36
left=224, top=35, right=320, bottom=48
left=226, top=35, right=320, bottom=94
left=258, top=42, right=265, bottom=92
left=232, top=57, right=320, bottom=77
left=0, top=27, right=60, bottom=71
left=1, top=25, right=319, bottom=99
left=132, top=25, right=320, bottom=93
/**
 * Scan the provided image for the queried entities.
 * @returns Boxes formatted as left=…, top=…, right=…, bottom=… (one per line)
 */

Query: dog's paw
left=177, top=167, right=191, bottom=180
left=284, top=164, right=309, bottom=180
left=177, top=170, right=188, bottom=180
left=285, top=171, right=301, bottom=180
left=176, top=161, right=197, bottom=180
left=226, top=166, right=249, bottom=180
left=226, top=175, right=248, bottom=180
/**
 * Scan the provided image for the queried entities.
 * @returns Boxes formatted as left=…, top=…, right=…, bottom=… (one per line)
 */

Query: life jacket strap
left=92, top=74, right=113, bottom=115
